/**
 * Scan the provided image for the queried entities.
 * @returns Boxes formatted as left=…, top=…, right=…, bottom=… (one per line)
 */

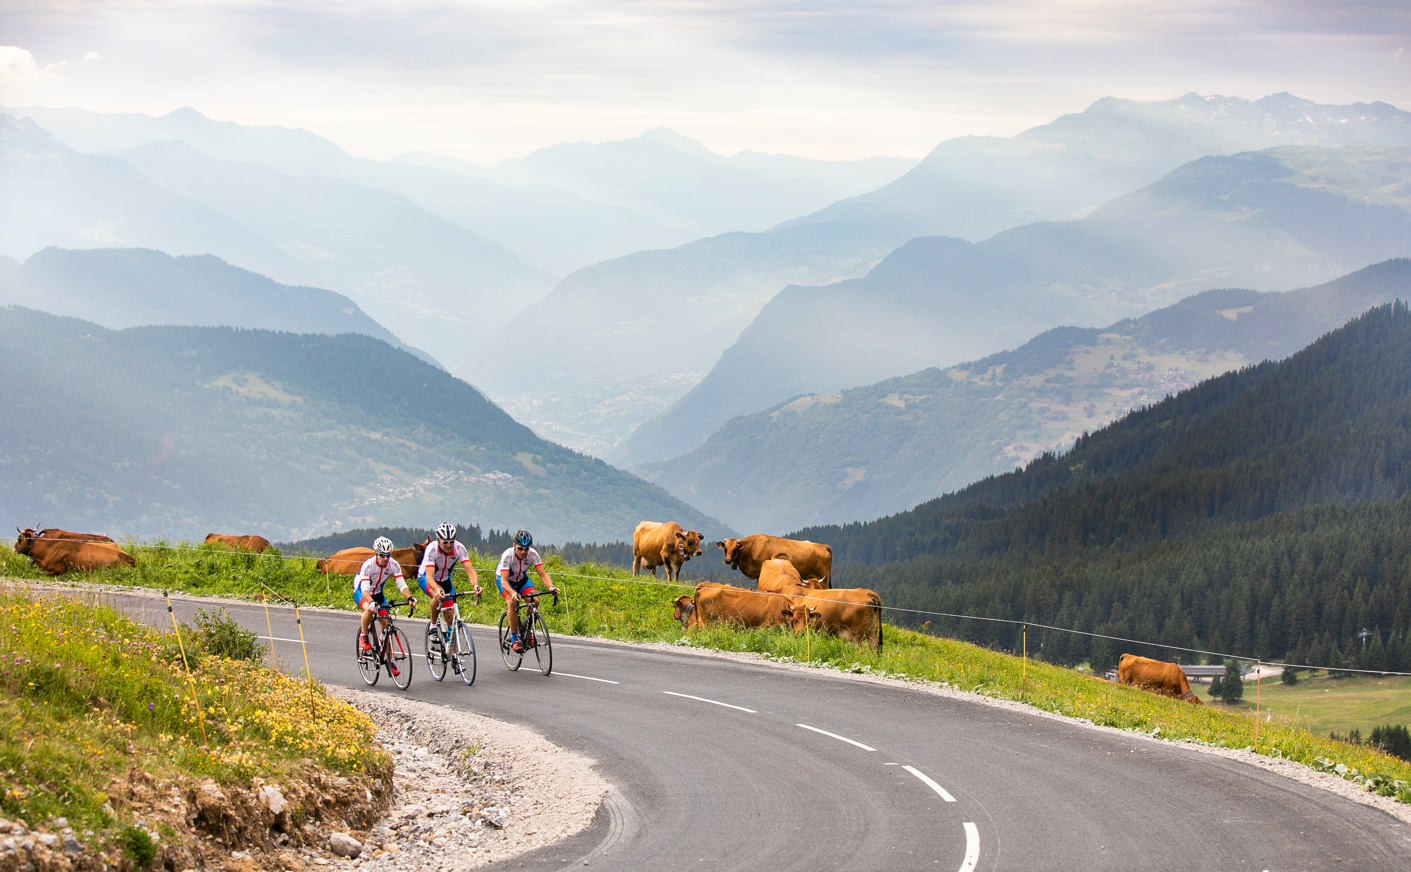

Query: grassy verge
left=0, top=580, right=386, bottom=861
left=5, top=541, right=1410, bottom=805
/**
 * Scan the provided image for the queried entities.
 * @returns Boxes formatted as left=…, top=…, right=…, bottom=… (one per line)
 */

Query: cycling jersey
left=354, top=556, right=407, bottom=603
left=496, top=546, right=543, bottom=589
left=418, top=541, right=470, bottom=591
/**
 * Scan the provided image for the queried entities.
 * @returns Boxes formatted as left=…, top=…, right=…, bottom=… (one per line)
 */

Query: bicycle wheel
left=530, top=611, right=552, bottom=676
left=357, top=629, right=379, bottom=686
left=425, top=624, right=447, bottom=682
left=453, top=622, right=476, bottom=686
left=387, top=626, right=413, bottom=689
left=498, top=611, right=522, bottom=671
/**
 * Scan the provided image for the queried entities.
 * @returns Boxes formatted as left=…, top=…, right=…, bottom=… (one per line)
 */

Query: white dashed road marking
left=903, top=765, right=957, bottom=802
left=555, top=672, right=620, bottom=684
left=796, top=723, right=877, bottom=751
left=662, top=691, right=757, bottom=713
left=258, top=635, right=307, bottom=644
left=959, top=822, right=980, bottom=872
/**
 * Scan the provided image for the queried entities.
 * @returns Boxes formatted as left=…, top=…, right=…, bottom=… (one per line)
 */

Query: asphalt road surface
left=106, top=591, right=1411, bottom=871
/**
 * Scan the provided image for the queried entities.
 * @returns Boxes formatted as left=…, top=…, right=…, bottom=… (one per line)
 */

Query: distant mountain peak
left=0, top=113, right=71, bottom=159
left=638, top=126, right=723, bottom=163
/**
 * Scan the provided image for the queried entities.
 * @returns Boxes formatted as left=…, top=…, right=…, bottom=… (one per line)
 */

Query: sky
left=1, top=1, right=1409, bottom=164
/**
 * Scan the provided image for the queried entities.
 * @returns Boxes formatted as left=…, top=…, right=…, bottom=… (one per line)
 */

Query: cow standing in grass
left=717, top=535, right=832, bottom=588
left=1118, top=654, right=1202, bottom=704
left=633, top=522, right=704, bottom=581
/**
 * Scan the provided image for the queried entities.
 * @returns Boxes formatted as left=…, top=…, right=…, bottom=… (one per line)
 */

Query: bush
left=119, top=824, right=156, bottom=866
left=1281, top=665, right=1298, bottom=686
left=1218, top=660, right=1245, bottom=702
left=191, top=608, right=266, bottom=662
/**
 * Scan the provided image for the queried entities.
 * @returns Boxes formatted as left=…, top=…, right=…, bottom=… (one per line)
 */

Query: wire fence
left=11, top=533, right=1411, bottom=678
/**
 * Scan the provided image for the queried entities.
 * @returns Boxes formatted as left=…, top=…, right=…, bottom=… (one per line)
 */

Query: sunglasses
left=514, top=545, right=528, bottom=553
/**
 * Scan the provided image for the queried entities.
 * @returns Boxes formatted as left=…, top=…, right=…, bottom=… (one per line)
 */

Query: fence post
left=164, top=590, right=208, bottom=747
left=1254, top=659, right=1262, bottom=748
left=261, top=590, right=277, bottom=671
left=1022, top=624, right=1027, bottom=698
left=294, top=604, right=316, bottom=722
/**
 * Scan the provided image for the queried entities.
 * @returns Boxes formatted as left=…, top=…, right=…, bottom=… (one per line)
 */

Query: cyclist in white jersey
left=355, top=537, right=415, bottom=653
left=417, top=523, right=482, bottom=630
left=497, top=529, right=558, bottom=652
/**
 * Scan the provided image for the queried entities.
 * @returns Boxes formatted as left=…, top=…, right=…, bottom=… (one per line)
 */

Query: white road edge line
left=959, top=822, right=979, bottom=872
left=903, top=765, right=957, bottom=802
left=796, top=723, right=876, bottom=751
left=662, top=691, right=756, bottom=713
left=258, top=635, right=307, bottom=644
left=556, top=672, right=620, bottom=684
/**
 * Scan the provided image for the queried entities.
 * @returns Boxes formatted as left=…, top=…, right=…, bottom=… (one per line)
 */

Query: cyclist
left=497, top=529, right=558, bottom=652
left=417, top=523, right=482, bottom=632
left=356, top=537, right=416, bottom=669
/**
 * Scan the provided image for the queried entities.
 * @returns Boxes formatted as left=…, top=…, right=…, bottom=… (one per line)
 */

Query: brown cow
left=672, top=582, right=792, bottom=631
left=1117, top=654, right=1202, bottom=704
left=15, top=527, right=114, bottom=546
left=633, top=521, right=704, bottom=581
left=317, top=540, right=427, bottom=578
left=204, top=533, right=272, bottom=553
left=783, top=588, right=883, bottom=652
left=317, top=547, right=374, bottom=576
left=755, top=556, right=829, bottom=593
left=17, top=534, right=136, bottom=576
left=716, top=535, right=832, bottom=588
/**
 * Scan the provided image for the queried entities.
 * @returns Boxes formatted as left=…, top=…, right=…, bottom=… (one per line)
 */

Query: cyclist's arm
left=499, top=567, right=519, bottom=602
left=460, top=558, right=481, bottom=594
left=534, top=562, right=555, bottom=593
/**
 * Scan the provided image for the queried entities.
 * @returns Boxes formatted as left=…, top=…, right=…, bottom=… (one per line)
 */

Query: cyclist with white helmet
left=417, top=523, right=482, bottom=630
left=356, top=537, right=415, bottom=654
left=497, top=529, right=558, bottom=653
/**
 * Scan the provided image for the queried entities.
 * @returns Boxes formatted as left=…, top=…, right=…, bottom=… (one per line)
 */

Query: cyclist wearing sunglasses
left=497, top=529, right=558, bottom=653
left=356, top=536, right=415, bottom=653
left=417, top=523, right=482, bottom=630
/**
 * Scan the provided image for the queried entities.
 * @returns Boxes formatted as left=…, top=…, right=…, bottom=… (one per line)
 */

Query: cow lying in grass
left=204, top=533, right=273, bottom=553
left=782, top=588, right=883, bottom=652
left=317, top=539, right=427, bottom=577
left=1118, top=654, right=1202, bottom=704
left=14, top=529, right=135, bottom=575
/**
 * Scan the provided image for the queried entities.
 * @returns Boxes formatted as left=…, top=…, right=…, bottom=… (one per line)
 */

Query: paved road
left=111, top=591, right=1411, bottom=871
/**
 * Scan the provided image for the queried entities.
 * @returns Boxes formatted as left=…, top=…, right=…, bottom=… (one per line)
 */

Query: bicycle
left=356, top=598, right=414, bottom=690
left=425, top=591, right=478, bottom=686
left=499, top=590, right=556, bottom=675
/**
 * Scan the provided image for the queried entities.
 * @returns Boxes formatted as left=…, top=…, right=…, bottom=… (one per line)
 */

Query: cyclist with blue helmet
left=417, top=523, right=482, bottom=631
left=497, top=529, right=558, bottom=653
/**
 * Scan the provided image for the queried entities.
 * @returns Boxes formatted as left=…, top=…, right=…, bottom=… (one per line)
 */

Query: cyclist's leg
left=356, top=584, right=375, bottom=640
left=499, top=576, right=524, bottom=644
left=438, top=578, right=457, bottom=629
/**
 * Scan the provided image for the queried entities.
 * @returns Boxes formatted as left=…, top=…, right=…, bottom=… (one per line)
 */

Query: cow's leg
left=632, top=554, right=640, bottom=576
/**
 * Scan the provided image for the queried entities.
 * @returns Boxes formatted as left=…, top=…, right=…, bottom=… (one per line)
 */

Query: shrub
left=191, top=608, right=266, bottom=662
left=1281, top=665, right=1298, bottom=686
left=119, top=824, right=156, bottom=866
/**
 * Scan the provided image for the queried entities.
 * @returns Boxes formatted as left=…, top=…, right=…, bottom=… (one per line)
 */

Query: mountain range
left=617, top=145, right=1411, bottom=467
left=0, top=247, right=438, bottom=366
left=0, top=307, right=725, bottom=543
left=636, top=259, right=1411, bottom=533
left=783, top=301, right=1411, bottom=672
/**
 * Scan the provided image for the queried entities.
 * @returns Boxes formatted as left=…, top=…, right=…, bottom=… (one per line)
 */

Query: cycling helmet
left=513, top=529, right=533, bottom=548
left=435, top=522, right=456, bottom=542
left=372, top=536, right=394, bottom=556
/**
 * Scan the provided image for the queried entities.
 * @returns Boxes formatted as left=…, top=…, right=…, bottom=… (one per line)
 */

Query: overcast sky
left=2, top=1, right=1409, bottom=164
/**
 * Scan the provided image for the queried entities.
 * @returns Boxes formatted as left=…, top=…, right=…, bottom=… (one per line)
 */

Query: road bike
left=356, top=598, right=414, bottom=689
left=499, top=590, right=555, bottom=675
left=425, top=591, right=477, bottom=686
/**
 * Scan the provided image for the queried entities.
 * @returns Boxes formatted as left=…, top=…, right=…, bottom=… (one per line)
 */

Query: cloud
left=0, top=45, right=41, bottom=81
left=84, top=51, right=101, bottom=61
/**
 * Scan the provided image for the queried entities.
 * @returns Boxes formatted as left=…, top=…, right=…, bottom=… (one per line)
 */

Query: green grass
left=1210, top=672, right=1411, bottom=738
left=5, top=540, right=1410, bottom=804
left=0, top=582, right=385, bottom=845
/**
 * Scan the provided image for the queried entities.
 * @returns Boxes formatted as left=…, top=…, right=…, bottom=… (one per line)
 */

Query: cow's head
left=1182, top=691, right=1203, bottom=705
left=798, top=577, right=826, bottom=590
left=781, top=602, right=822, bottom=634
left=14, top=528, right=37, bottom=555
left=683, top=530, right=704, bottom=558
left=412, top=536, right=430, bottom=564
left=716, top=538, right=741, bottom=566
left=672, top=594, right=695, bottom=630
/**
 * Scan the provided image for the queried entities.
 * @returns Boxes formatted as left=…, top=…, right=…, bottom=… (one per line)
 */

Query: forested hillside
left=638, top=260, right=1411, bottom=532
left=789, top=303, right=1411, bottom=668
left=0, top=307, right=723, bottom=543
left=800, top=302, right=1411, bottom=564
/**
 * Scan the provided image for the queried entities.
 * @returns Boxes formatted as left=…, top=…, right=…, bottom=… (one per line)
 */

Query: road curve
left=109, top=591, right=1411, bottom=871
